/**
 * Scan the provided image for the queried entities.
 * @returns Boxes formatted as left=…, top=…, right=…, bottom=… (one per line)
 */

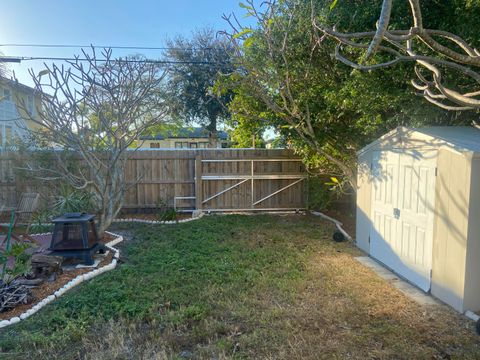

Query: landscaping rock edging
left=113, top=211, right=205, bottom=225
left=0, top=231, right=124, bottom=329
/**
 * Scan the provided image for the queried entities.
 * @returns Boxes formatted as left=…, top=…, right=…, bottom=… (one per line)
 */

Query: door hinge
left=430, top=269, right=432, bottom=278
left=435, top=167, right=438, bottom=177
left=368, top=236, right=371, bottom=244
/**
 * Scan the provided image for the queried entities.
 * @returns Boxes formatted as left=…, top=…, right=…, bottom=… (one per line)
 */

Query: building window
left=198, top=142, right=208, bottom=148
left=175, top=142, right=182, bottom=148
left=221, top=142, right=228, bottom=148
left=182, top=142, right=188, bottom=148
left=27, top=95, right=34, bottom=115
left=189, top=143, right=198, bottom=148
left=5, top=126, right=12, bottom=146
left=150, top=143, right=160, bottom=148
left=3, top=89, right=11, bottom=102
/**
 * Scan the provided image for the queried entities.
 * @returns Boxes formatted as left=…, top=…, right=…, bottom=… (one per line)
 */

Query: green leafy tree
left=164, top=28, right=235, bottom=133
left=221, top=0, right=477, bottom=190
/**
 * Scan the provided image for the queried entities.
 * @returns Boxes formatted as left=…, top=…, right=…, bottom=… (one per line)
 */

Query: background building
left=138, top=127, right=229, bottom=149
left=0, top=77, right=42, bottom=151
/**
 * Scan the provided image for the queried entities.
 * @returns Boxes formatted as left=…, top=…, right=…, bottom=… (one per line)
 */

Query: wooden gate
left=194, top=155, right=306, bottom=212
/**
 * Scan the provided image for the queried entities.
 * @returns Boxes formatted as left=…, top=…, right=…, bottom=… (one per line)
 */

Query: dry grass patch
left=279, top=252, right=480, bottom=359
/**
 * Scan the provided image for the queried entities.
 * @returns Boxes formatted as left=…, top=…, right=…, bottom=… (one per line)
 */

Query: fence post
left=195, top=155, right=203, bottom=211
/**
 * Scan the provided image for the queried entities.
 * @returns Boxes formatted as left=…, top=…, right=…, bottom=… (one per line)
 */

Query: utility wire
left=0, top=56, right=231, bottom=65
left=0, top=43, right=226, bottom=51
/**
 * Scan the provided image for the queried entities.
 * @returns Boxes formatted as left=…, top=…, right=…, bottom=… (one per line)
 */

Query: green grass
left=0, top=215, right=342, bottom=358
left=1, top=214, right=479, bottom=359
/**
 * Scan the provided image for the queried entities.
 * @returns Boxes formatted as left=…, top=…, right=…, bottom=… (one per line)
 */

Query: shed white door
left=370, top=150, right=436, bottom=291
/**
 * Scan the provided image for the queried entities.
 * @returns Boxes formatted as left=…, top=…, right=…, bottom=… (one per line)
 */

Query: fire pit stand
left=49, top=213, right=106, bottom=265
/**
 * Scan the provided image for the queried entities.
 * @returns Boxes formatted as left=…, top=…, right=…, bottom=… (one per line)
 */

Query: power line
left=0, top=55, right=231, bottom=66
left=0, top=43, right=226, bottom=52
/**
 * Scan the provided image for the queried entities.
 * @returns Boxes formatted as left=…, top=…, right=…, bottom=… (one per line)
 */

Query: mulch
left=0, top=233, right=117, bottom=320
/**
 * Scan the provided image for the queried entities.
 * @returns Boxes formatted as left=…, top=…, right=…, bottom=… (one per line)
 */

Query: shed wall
left=356, top=151, right=372, bottom=253
left=463, top=157, right=480, bottom=312
left=431, top=149, right=471, bottom=312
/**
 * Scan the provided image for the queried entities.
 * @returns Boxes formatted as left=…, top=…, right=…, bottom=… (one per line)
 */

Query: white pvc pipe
left=310, top=211, right=352, bottom=241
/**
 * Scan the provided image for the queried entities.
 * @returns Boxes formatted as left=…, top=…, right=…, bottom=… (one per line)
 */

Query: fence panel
left=0, top=149, right=307, bottom=212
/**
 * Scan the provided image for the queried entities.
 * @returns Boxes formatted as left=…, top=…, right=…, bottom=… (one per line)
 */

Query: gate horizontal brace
left=202, top=175, right=307, bottom=180
left=202, top=179, right=250, bottom=204
left=252, top=178, right=305, bottom=206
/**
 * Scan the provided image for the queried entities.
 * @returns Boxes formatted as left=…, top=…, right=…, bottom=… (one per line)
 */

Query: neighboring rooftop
left=0, top=76, right=37, bottom=95
left=140, top=127, right=229, bottom=140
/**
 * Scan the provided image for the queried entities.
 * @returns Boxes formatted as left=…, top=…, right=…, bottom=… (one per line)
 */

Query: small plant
left=53, top=186, right=95, bottom=215
left=156, top=200, right=178, bottom=222
left=0, top=240, right=34, bottom=312
left=159, top=208, right=178, bottom=222
left=32, top=206, right=53, bottom=230
left=0, top=243, right=33, bottom=284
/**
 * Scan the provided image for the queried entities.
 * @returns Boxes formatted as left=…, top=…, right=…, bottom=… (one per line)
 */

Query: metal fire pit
left=49, top=213, right=106, bottom=265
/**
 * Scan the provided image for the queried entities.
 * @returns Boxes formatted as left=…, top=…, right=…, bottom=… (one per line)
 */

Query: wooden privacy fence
left=0, top=149, right=307, bottom=212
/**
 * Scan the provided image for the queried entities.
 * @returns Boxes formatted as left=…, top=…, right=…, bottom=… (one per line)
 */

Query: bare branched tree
left=20, top=48, right=168, bottom=234
left=314, top=0, right=480, bottom=110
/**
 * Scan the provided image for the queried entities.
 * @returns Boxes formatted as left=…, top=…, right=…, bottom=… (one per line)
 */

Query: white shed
left=356, top=126, right=480, bottom=313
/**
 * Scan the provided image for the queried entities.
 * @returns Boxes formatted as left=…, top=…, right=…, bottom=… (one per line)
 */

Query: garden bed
left=0, top=231, right=122, bottom=326
left=0, top=252, right=113, bottom=321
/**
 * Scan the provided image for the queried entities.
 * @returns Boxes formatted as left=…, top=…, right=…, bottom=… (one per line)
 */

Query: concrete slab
left=355, top=256, right=439, bottom=306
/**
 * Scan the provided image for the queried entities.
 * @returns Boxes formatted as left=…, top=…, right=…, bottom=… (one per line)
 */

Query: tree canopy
left=220, top=0, right=478, bottom=190
left=317, top=0, right=480, bottom=110
left=164, top=28, right=235, bottom=132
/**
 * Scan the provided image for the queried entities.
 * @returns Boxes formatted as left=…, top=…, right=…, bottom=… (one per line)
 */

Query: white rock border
left=0, top=231, right=124, bottom=329
left=310, top=211, right=352, bottom=241
left=113, top=211, right=204, bottom=225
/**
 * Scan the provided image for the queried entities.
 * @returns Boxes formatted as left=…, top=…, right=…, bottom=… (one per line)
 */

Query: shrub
left=156, top=200, right=178, bottom=222
left=53, top=186, right=95, bottom=215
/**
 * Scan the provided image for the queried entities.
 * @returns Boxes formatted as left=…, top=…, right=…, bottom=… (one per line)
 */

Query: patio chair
left=0, top=192, right=40, bottom=244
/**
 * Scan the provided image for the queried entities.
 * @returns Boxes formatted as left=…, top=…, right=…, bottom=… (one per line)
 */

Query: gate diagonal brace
left=202, top=179, right=250, bottom=204
left=252, top=178, right=305, bottom=206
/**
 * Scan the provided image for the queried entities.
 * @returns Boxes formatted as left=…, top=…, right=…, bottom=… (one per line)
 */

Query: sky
left=0, top=0, right=253, bottom=86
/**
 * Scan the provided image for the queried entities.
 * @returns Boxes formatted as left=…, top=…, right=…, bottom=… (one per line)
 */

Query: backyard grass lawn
left=0, top=214, right=479, bottom=359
